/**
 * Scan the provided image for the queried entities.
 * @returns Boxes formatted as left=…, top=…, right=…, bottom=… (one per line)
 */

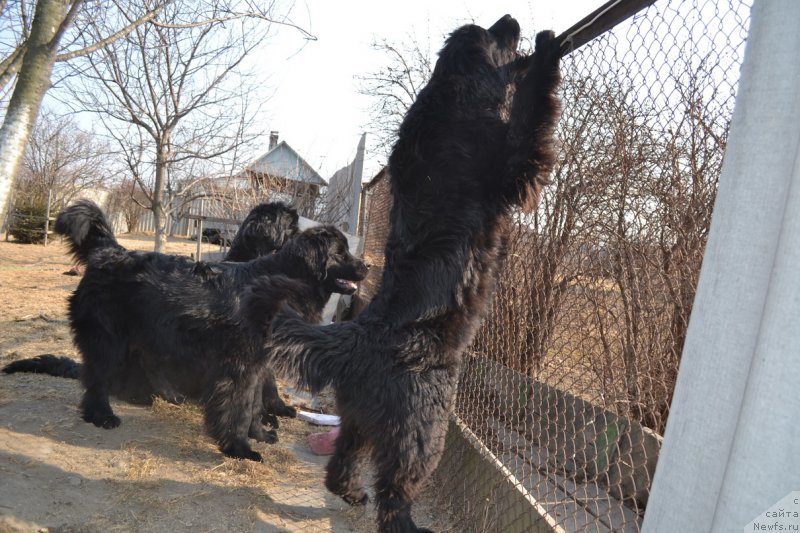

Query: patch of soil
left=0, top=235, right=452, bottom=532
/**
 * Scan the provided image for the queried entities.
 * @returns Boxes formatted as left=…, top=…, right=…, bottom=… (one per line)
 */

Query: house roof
left=247, top=141, right=326, bottom=187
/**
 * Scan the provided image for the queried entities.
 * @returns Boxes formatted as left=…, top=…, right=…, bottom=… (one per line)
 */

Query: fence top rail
left=10, top=213, right=56, bottom=221
left=183, top=214, right=243, bottom=225
left=556, top=0, right=656, bottom=56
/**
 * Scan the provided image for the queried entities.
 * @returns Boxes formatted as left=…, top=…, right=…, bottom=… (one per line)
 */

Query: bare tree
left=0, top=0, right=173, bottom=229
left=469, top=48, right=732, bottom=434
left=105, top=176, right=148, bottom=232
left=356, top=35, right=432, bottom=160
left=15, top=110, right=114, bottom=209
left=66, top=0, right=314, bottom=251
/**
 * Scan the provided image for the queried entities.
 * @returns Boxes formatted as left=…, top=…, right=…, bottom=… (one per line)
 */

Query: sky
left=245, top=0, right=604, bottom=181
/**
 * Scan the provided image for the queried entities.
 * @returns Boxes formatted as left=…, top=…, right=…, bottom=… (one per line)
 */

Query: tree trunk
left=0, top=0, right=68, bottom=229
left=152, top=146, right=167, bottom=253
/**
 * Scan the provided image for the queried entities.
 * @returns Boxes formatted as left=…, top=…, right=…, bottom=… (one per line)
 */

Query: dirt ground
left=0, top=234, right=451, bottom=533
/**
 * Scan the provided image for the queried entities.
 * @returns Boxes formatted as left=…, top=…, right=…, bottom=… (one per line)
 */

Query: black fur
left=3, top=354, right=81, bottom=379
left=257, top=16, right=561, bottom=532
left=45, top=200, right=367, bottom=461
left=224, top=202, right=299, bottom=262
left=4, top=201, right=301, bottom=427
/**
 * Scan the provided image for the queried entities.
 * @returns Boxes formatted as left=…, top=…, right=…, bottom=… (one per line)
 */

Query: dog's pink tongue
left=338, top=279, right=358, bottom=291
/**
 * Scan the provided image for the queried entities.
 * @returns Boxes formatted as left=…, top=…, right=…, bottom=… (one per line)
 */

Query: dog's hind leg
left=248, top=378, right=278, bottom=444
left=372, top=454, right=438, bottom=533
left=80, top=382, right=121, bottom=429
left=75, top=334, right=124, bottom=429
left=371, top=410, right=449, bottom=533
left=205, top=372, right=263, bottom=461
left=325, top=421, right=369, bottom=506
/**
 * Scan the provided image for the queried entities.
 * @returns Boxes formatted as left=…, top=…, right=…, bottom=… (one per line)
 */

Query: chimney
left=269, top=131, right=279, bottom=150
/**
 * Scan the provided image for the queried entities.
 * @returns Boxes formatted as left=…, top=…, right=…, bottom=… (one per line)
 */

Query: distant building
left=243, top=131, right=326, bottom=217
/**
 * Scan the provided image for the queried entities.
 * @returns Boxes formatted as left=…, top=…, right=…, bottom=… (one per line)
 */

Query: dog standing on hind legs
left=256, top=15, right=562, bottom=533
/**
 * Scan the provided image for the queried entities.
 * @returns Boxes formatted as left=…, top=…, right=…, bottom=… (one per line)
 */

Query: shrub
left=9, top=202, right=48, bottom=244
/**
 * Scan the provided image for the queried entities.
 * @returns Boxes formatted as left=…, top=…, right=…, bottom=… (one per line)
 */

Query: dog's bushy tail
left=55, top=200, right=122, bottom=265
left=242, top=276, right=356, bottom=393
left=268, top=312, right=359, bottom=393
left=2, top=354, right=82, bottom=379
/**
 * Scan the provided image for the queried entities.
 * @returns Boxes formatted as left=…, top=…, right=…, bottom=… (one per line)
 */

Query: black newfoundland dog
left=5, top=201, right=302, bottom=428
left=255, top=15, right=561, bottom=532
left=17, top=200, right=367, bottom=461
left=224, top=201, right=299, bottom=262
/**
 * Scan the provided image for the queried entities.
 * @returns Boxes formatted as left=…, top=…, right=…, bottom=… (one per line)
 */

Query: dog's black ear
left=306, top=225, right=341, bottom=246
left=285, top=229, right=331, bottom=280
left=318, top=227, right=338, bottom=241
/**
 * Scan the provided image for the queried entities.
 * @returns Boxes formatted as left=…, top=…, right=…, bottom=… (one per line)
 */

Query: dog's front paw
left=244, top=450, right=263, bottom=462
left=159, top=392, right=187, bottom=404
left=535, top=30, right=560, bottom=64
left=262, top=413, right=280, bottom=428
left=84, top=413, right=121, bottom=429
left=249, top=425, right=278, bottom=444
left=262, top=403, right=297, bottom=428
left=222, top=441, right=263, bottom=462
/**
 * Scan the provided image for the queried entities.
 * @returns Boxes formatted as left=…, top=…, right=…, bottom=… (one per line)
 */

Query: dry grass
left=121, top=444, right=163, bottom=482
left=0, top=388, right=12, bottom=407
left=0, top=235, right=455, bottom=532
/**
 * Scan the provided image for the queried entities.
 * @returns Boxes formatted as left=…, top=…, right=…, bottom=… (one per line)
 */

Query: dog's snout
left=489, top=14, right=520, bottom=43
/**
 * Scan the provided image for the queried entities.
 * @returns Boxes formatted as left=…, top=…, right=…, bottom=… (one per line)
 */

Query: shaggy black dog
left=254, top=15, right=561, bottom=532
left=224, top=201, right=299, bottom=262
left=4, top=201, right=302, bottom=427
left=25, top=200, right=367, bottom=461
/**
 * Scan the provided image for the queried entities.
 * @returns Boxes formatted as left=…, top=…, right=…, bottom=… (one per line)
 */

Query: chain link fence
left=359, top=1, right=752, bottom=531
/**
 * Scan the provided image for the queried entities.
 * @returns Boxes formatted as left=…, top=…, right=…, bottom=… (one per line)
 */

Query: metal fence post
left=43, top=189, right=52, bottom=246
left=195, top=198, right=204, bottom=261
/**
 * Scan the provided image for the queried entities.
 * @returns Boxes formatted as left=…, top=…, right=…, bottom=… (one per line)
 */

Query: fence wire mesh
left=359, top=1, right=752, bottom=531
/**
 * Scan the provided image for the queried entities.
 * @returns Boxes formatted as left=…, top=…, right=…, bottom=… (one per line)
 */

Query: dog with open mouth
left=30, top=200, right=367, bottom=461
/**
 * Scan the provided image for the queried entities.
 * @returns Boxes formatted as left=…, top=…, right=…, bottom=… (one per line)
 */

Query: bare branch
left=55, top=1, right=175, bottom=62
left=150, top=11, right=317, bottom=41
left=0, top=43, right=25, bottom=89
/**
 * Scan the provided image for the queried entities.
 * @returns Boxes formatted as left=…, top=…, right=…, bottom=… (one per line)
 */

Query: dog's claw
left=341, top=491, right=369, bottom=506
left=249, top=426, right=278, bottom=443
